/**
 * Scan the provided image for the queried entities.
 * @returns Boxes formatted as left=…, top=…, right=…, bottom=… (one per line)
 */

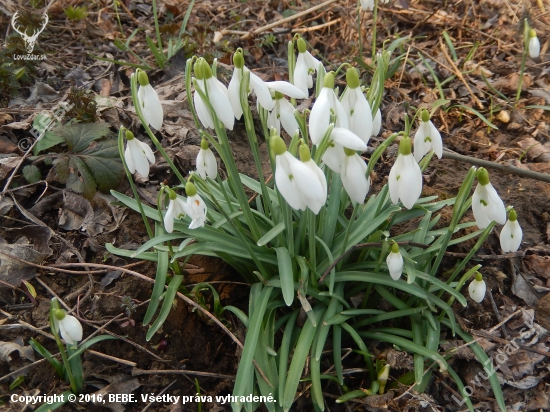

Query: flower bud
left=346, top=67, right=360, bottom=89
left=233, top=48, right=245, bottom=69
left=297, top=37, right=307, bottom=53
left=125, top=130, right=135, bottom=140
left=185, top=181, right=197, bottom=197
left=398, top=136, right=412, bottom=156
left=137, top=70, right=149, bottom=86
left=323, top=72, right=335, bottom=89
left=421, top=108, right=430, bottom=123
left=299, top=142, right=311, bottom=162
left=270, top=135, right=287, bottom=156
left=476, top=167, right=490, bottom=186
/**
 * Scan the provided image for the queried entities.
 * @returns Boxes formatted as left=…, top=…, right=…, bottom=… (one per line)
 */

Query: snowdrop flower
left=185, top=181, right=207, bottom=229
left=360, top=0, right=389, bottom=10
left=293, top=37, right=322, bottom=97
left=164, top=189, right=188, bottom=233
left=468, top=272, right=486, bottom=303
left=340, top=68, right=373, bottom=144
left=386, top=242, right=403, bottom=281
left=193, top=58, right=234, bottom=130
left=372, top=108, right=382, bottom=137
left=196, top=139, right=217, bottom=179
left=136, top=70, right=163, bottom=130
left=53, top=309, right=83, bottom=345
left=413, top=109, right=443, bottom=162
left=500, top=209, right=523, bottom=252
left=309, top=72, right=349, bottom=145
left=388, top=136, right=423, bottom=209
left=268, top=92, right=300, bottom=136
left=472, top=168, right=506, bottom=229
left=528, top=29, right=540, bottom=59
left=124, top=130, right=155, bottom=177
left=321, top=127, right=367, bottom=173
left=271, top=135, right=326, bottom=214
left=342, top=147, right=370, bottom=203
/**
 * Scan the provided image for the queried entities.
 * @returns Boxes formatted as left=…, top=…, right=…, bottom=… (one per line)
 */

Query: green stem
left=372, top=0, right=379, bottom=59
left=515, top=19, right=529, bottom=104
left=152, top=0, right=163, bottom=52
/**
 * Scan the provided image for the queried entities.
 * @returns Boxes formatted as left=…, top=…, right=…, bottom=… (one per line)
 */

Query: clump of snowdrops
left=108, top=32, right=523, bottom=412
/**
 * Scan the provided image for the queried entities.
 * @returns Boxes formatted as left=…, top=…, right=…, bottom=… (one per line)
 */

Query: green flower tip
left=377, top=364, right=390, bottom=382
left=476, top=167, right=490, bottom=186
left=299, top=143, right=311, bottom=162
left=273, top=91, right=284, bottom=100
left=421, top=108, right=430, bottom=123
left=200, top=139, right=209, bottom=150
left=54, top=309, right=66, bottom=321
left=343, top=147, right=356, bottom=156
left=233, top=49, right=244, bottom=69
left=475, top=272, right=483, bottom=282
left=168, top=189, right=177, bottom=200
left=194, top=58, right=212, bottom=80
left=185, top=181, right=197, bottom=197
left=508, top=208, right=517, bottom=221
left=125, top=130, right=135, bottom=140
left=137, top=70, right=149, bottom=86
left=398, top=136, right=412, bottom=156
left=390, top=242, right=399, bottom=253
left=529, top=29, right=537, bottom=39
left=297, top=37, right=307, bottom=53
left=346, top=67, right=360, bottom=89
left=270, top=135, right=287, bottom=156
left=323, top=72, right=335, bottom=89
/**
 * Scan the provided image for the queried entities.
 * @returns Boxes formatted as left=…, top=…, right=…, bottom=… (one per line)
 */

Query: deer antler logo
left=11, top=11, right=49, bottom=54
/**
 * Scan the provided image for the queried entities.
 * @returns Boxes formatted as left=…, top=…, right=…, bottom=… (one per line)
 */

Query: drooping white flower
left=298, top=143, right=327, bottom=214
left=196, top=139, right=218, bottom=179
left=309, top=72, right=348, bottom=145
left=321, top=127, right=368, bottom=173
left=528, top=29, right=540, bottom=59
left=293, top=37, right=322, bottom=97
left=413, top=109, right=443, bottom=162
left=500, top=209, right=523, bottom=252
left=124, top=130, right=155, bottom=177
left=471, top=167, right=506, bottom=229
left=268, top=93, right=300, bottom=137
left=164, top=190, right=188, bottom=233
left=137, top=70, right=163, bottom=130
left=372, top=108, right=382, bottom=136
left=388, top=136, right=422, bottom=209
left=386, top=243, right=403, bottom=281
left=340, top=68, right=373, bottom=144
left=468, top=273, right=486, bottom=303
left=186, top=192, right=207, bottom=229
left=271, top=136, right=326, bottom=214
left=54, top=309, right=83, bottom=345
left=341, top=148, right=370, bottom=203
left=193, top=58, right=234, bottom=130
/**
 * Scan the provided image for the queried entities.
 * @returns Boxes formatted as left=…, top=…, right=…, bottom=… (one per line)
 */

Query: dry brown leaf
left=517, top=137, right=550, bottom=162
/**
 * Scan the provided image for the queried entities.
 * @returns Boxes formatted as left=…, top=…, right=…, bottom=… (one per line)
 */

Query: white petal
left=468, top=279, right=486, bottom=303
left=304, top=51, right=321, bottom=72
left=265, top=81, right=307, bottom=99
left=275, top=155, right=304, bottom=210
left=429, top=121, right=443, bottom=159
left=139, top=139, right=155, bottom=164
left=250, top=71, right=274, bottom=111
left=413, top=121, right=430, bottom=162
left=287, top=153, right=325, bottom=213
left=322, top=143, right=345, bottom=173
left=349, top=89, right=373, bottom=143
left=194, top=90, right=215, bottom=129
left=164, top=200, right=176, bottom=233
left=484, top=183, right=506, bottom=225
left=204, top=148, right=218, bottom=179
left=372, top=108, right=382, bottom=136
left=278, top=99, right=299, bottom=136
left=386, top=251, right=403, bottom=280
left=500, top=219, right=522, bottom=252
left=196, top=149, right=207, bottom=179
left=228, top=67, right=243, bottom=119
left=397, top=154, right=422, bottom=209
left=294, top=53, right=309, bottom=97
left=331, top=127, right=367, bottom=151
left=388, top=155, right=403, bottom=205
left=59, top=315, right=83, bottom=344
left=267, top=107, right=280, bottom=135
left=342, top=154, right=369, bottom=203
left=529, top=37, right=540, bottom=59
left=309, top=88, right=331, bottom=144
left=472, top=185, right=491, bottom=229
left=187, top=195, right=207, bottom=229
left=304, top=159, right=327, bottom=208
left=142, top=84, right=164, bottom=130
left=129, top=139, right=150, bottom=177
left=208, top=78, right=235, bottom=130
left=340, top=88, right=354, bottom=124
left=333, top=95, right=349, bottom=130
left=360, top=0, right=374, bottom=10
left=124, top=144, right=135, bottom=174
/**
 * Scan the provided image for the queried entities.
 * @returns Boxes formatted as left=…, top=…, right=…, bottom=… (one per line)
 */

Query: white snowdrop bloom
left=372, top=108, right=382, bottom=136
left=293, top=37, right=322, bottom=97
left=388, top=137, right=422, bottom=209
left=386, top=243, right=403, bottom=281
left=528, top=29, right=540, bottom=59
left=340, top=68, right=373, bottom=144
left=413, top=109, right=443, bottom=162
left=468, top=273, right=486, bottom=303
left=194, top=58, right=234, bottom=130
left=164, top=190, right=188, bottom=233
left=471, top=167, right=506, bottom=229
left=322, top=141, right=345, bottom=173
left=136, top=70, right=163, bottom=130
left=500, top=209, right=523, bottom=252
left=341, top=148, right=370, bottom=203
left=186, top=192, right=207, bottom=229
left=271, top=136, right=326, bottom=214
left=320, top=127, right=367, bottom=173
left=124, top=130, right=155, bottom=177
left=54, top=309, right=83, bottom=345
left=309, top=72, right=349, bottom=145
left=196, top=139, right=217, bottom=179
left=268, top=92, right=300, bottom=137
left=298, top=143, right=327, bottom=214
